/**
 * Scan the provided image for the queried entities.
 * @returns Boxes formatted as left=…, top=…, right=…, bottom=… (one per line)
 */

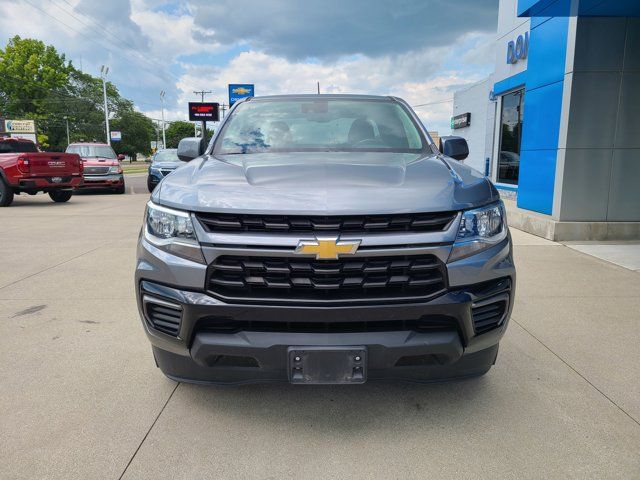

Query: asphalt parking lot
left=1, top=187, right=639, bottom=479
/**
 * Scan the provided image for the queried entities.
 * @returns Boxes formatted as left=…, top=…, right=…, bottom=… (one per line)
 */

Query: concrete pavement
left=1, top=192, right=639, bottom=479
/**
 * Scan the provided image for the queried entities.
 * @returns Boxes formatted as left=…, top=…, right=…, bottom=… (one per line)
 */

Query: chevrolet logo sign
left=295, top=237, right=361, bottom=260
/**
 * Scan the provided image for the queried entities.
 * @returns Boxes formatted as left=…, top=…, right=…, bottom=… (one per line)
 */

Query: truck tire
left=49, top=190, right=73, bottom=203
left=114, top=183, right=126, bottom=194
left=0, top=178, right=14, bottom=207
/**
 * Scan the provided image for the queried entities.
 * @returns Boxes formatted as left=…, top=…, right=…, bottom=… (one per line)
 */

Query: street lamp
left=63, top=116, right=70, bottom=146
left=160, top=91, right=166, bottom=149
left=100, top=65, right=110, bottom=145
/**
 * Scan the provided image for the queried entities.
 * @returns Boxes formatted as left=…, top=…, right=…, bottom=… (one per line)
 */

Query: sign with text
left=228, top=84, right=254, bottom=106
left=110, top=131, right=122, bottom=142
left=188, top=102, right=220, bottom=122
left=506, top=31, right=529, bottom=64
left=5, top=119, right=36, bottom=134
left=451, top=113, right=471, bottom=129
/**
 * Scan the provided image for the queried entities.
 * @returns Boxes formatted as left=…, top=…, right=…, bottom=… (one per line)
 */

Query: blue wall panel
left=493, top=71, right=527, bottom=96
left=526, top=16, right=569, bottom=90
left=521, top=81, right=564, bottom=151
left=513, top=8, right=569, bottom=215
left=517, top=149, right=558, bottom=214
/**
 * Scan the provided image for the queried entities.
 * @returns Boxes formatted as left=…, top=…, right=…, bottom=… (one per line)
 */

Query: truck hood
left=154, top=152, right=498, bottom=215
left=81, top=157, right=119, bottom=167
left=150, top=160, right=182, bottom=170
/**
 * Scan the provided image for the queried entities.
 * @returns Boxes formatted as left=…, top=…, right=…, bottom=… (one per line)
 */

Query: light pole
left=160, top=91, right=167, bottom=149
left=64, top=116, right=70, bottom=146
left=100, top=65, right=111, bottom=145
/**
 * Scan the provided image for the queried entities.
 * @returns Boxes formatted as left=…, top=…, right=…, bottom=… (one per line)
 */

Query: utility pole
left=193, top=90, right=212, bottom=141
left=317, top=82, right=320, bottom=94
left=193, top=90, right=212, bottom=102
left=100, top=65, right=110, bottom=145
left=160, top=91, right=167, bottom=149
left=64, top=116, right=70, bottom=146
left=220, top=103, right=228, bottom=119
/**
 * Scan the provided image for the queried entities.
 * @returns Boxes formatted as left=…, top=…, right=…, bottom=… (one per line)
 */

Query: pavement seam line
left=512, top=318, right=640, bottom=428
left=0, top=232, right=137, bottom=291
left=118, top=382, right=180, bottom=480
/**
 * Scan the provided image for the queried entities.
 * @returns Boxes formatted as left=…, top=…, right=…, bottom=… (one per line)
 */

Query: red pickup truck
left=0, top=138, right=83, bottom=207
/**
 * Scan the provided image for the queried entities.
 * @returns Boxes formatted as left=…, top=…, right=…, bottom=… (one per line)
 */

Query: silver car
left=135, top=94, right=515, bottom=385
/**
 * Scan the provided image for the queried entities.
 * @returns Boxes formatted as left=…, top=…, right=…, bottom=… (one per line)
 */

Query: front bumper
left=15, top=176, right=83, bottom=191
left=135, top=231, right=515, bottom=384
left=78, top=174, right=124, bottom=188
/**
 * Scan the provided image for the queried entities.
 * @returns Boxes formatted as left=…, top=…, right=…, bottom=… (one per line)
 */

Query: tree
left=1, top=36, right=157, bottom=155
left=111, top=109, right=155, bottom=158
left=0, top=36, right=72, bottom=117
left=164, top=121, right=196, bottom=148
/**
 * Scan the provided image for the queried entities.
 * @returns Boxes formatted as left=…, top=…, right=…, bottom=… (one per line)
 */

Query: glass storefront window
left=497, top=89, right=524, bottom=185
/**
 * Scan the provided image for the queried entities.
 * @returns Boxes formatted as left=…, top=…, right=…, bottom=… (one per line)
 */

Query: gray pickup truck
left=135, top=94, right=515, bottom=385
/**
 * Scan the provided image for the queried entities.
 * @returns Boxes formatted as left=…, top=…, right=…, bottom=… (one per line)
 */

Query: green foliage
left=0, top=36, right=156, bottom=154
left=111, top=109, right=155, bottom=157
left=164, top=121, right=196, bottom=148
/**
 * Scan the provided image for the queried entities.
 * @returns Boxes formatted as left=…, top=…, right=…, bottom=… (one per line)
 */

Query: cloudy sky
left=1, top=0, right=498, bottom=133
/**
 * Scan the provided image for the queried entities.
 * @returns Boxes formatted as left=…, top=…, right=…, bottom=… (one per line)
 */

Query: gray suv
left=135, top=94, right=515, bottom=385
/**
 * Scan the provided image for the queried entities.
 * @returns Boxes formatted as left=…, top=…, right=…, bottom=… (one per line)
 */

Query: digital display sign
left=188, top=102, right=220, bottom=122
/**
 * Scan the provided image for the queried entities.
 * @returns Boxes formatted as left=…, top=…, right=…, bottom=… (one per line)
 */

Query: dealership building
left=451, top=0, right=640, bottom=240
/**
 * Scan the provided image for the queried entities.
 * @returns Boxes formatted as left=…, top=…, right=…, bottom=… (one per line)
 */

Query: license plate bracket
left=288, top=346, right=366, bottom=384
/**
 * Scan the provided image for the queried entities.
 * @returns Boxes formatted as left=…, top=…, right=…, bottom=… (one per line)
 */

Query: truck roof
left=67, top=142, right=110, bottom=146
left=248, top=94, right=396, bottom=102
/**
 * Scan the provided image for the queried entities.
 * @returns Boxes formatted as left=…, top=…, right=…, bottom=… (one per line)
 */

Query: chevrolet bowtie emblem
left=295, top=237, right=361, bottom=260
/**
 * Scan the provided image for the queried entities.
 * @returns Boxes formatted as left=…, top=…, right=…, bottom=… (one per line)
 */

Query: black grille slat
left=146, top=301, right=182, bottom=336
left=198, top=317, right=457, bottom=334
left=207, top=255, right=447, bottom=303
left=472, top=301, right=507, bottom=334
left=196, top=212, right=456, bottom=234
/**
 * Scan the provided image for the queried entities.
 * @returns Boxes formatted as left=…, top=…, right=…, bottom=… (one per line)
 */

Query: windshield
left=214, top=98, right=427, bottom=154
left=153, top=149, right=179, bottom=162
left=0, top=140, right=38, bottom=153
left=66, top=145, right=116, bottom=159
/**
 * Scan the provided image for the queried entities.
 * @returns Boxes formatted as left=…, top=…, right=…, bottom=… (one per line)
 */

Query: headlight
left=144, top=201, right=204, bottom=263
left=109, top=165, right=122, bottom=174
left=448, top=202, right=507, bottom=262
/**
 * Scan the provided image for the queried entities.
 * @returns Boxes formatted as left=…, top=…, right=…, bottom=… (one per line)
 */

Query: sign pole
left=201, top=121, right=206, bottom=142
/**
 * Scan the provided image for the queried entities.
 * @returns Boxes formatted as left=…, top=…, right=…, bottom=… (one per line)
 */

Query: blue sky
left=1, top=0, right=498, bottom=133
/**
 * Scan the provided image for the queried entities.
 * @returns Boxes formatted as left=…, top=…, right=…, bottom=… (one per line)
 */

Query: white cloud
left=168, top=49, right=485, bottom=133
left=1, top=0, right=496, bottom=135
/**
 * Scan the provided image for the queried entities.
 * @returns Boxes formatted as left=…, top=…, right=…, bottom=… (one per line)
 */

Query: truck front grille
left=206, top=255, right=447, bottom=303
left=196, top=211, right=456, bottom=234
left=84, top=166, right=110, bottom=175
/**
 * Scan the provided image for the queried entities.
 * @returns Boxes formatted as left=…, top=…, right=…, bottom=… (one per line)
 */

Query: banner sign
left=228, top=84, right=254, bottom=106
left=189, top=102, right=220, bottom=122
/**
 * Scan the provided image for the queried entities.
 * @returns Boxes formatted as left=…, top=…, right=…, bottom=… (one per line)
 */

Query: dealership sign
left=507, top=31, right=529, bottom=64
left=451, top=112, right=471, bottom=129
left=228, top=84, right=254, bottom=106
left=110, top=131, right=122, bottom=142
left=5, top=119, right=36, bottom=134
left=189, top=102, right=220, bottom=122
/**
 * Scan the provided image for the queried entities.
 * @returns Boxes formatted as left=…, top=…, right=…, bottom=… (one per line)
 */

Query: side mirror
left=439, top=136, right=469, bottom=161
left=117, top=154, right=125, bottom=161
left=177, top=137, right=206, bottom=162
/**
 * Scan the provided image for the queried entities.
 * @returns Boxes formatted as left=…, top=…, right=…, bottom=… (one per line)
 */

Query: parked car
left=135, top=94, right=515, bottom=385
left=0, top=138, right=83, bottom=207
left=65, top=142, right=125, bottom=194
left=147, top=148, right=181, bottom=192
